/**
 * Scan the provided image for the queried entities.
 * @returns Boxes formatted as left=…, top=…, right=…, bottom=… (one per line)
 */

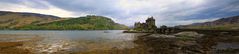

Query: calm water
left=0, top=30, right=144, bottom=53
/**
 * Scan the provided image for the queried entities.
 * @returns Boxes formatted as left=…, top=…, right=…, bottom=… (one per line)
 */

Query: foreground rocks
left=174, top=31, right=204, bottom=38
left=134, top=31, right=239, bottom=54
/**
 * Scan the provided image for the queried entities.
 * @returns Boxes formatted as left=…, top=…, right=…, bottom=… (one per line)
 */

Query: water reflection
left=0, top=30, right=145, bottom=53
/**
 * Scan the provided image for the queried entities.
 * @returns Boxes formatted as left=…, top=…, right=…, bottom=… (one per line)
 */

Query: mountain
left=178, top=15, right=239, bottom=30
left=0, top=11, right=128, bottom=30
left=0, top=11, right=61, bottom=29
left=19, top=15, right=128, bottom=30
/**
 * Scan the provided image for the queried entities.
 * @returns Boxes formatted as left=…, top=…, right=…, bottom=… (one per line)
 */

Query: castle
left=134, top=16, right=157, bottom=32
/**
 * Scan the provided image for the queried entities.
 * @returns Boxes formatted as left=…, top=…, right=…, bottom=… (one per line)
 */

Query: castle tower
left=146, top=16, right=155, bottom=26
left=133, top=16, right=157, bottom=32
left=146, top=16, right=157, bottom=32
left=134, top=22, right=141, bottom=28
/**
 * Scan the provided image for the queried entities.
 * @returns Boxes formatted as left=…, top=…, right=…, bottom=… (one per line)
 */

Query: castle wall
left=134, top=17, right=157, bottom=32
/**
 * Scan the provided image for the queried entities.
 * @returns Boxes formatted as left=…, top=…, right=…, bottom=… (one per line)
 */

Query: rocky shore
left=134, top=31, right=239, bottom=54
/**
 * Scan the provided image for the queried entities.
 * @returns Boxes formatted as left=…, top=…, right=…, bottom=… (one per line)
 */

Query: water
left=0, top=30, right=143, bottom=53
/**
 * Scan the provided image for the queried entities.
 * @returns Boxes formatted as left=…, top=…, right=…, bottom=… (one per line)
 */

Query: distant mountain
left=178, top=15, right=239, bottom=30
left=0, top=11, right=60, bottom=29
left=0, top=11, right=60, bottom=18
left=0, top=11, right=128, bottom=30
left=19, top=15, right=128, bottom=30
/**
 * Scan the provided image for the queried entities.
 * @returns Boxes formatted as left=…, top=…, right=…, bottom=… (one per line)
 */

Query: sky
left=0, top=0, right=239, bottom=26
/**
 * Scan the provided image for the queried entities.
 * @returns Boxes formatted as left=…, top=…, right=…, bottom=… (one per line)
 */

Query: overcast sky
left=0, top=0, right=239, bottom=26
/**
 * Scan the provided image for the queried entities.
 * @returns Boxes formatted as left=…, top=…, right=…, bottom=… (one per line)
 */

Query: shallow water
left=0, top=30, right=144, bottom=53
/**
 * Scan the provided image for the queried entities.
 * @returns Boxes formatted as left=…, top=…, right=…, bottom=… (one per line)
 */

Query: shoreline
left=133, top=31, right=239, bottom=54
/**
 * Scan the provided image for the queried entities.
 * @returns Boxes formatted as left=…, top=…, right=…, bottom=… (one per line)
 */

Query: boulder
left=174, top=31, right=204, bottom=38
left=149, top=34, right=176, bottom=38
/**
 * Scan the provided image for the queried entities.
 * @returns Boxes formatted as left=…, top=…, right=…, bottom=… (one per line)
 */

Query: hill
left=19, top=15, right=128, bottom=30
left=0, top=11, right=61, bottom=29
left=0, top=11, right=128, bottom=30
left=178, top=15, right=239, bottom=30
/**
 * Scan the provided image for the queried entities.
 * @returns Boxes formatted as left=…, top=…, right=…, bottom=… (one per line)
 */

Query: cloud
left=0, top=0, right=78, bottom=17
left=0, top=0, right=239, bottom=26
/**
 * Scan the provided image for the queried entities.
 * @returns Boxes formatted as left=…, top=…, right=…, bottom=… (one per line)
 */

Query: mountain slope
left=179, top=15, right=239, bottom=30
left=0, top=11, right=60, bottom=29
left=0, top=11, right=128, bottom=30
left=19, top=15, right=128, bottom=30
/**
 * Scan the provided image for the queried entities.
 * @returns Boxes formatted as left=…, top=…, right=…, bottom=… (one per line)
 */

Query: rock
left=173, top=41, right=197, bottom=47
left=174, top=31, right=204, bottom=38
left=149, top=34, right=176, bottom=38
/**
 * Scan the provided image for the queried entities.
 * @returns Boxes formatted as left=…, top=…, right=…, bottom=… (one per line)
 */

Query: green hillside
left=0, top=11, right=128, bottom=30
left=19, top=16, right=128, bottom=30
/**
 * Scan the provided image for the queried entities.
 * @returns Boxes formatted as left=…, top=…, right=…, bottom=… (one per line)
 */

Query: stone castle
left=134, top=16, right=157, bottom=32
